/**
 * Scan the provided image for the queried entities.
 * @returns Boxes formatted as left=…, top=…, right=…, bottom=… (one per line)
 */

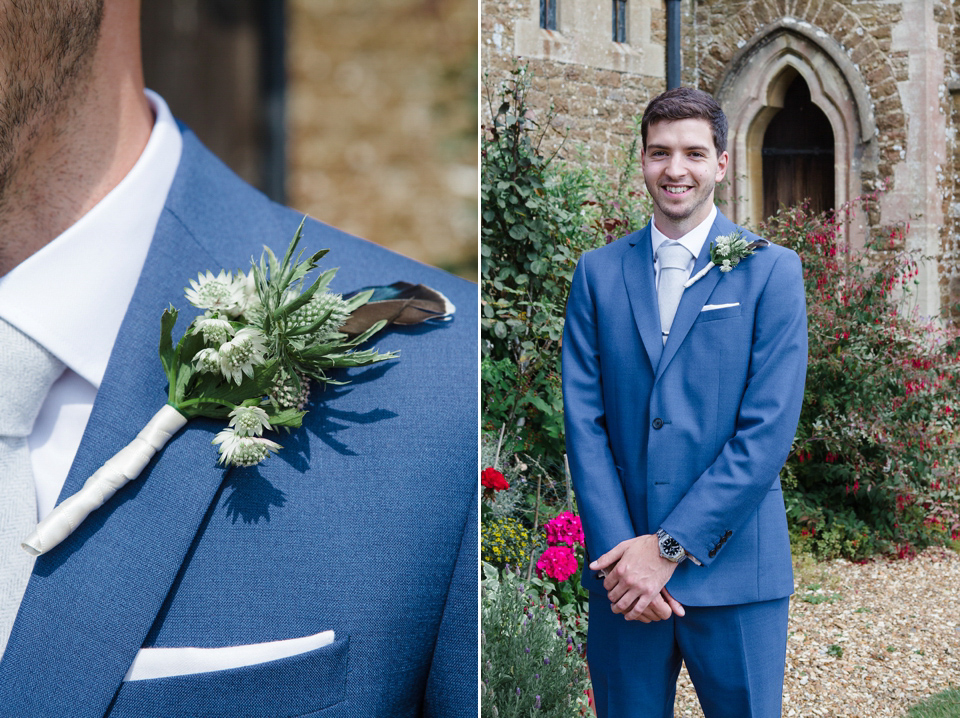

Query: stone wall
left=288, top=0, right=477, bottom=279
left=481, top=0, right=960, bottom=323
left=689, top=0, right=953, bottom=321
left=482, top=0, right=665, bottom=166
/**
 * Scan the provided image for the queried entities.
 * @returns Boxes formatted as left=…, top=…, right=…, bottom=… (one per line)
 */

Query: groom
left=0, top=2, right=475, bottom=716
left=562, top=87, right=807, bottom=717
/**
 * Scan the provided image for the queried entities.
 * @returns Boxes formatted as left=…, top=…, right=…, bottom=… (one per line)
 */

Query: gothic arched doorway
left=714, top=23, right=878, bottom=247
left=761, top=74, right=835, bottom=218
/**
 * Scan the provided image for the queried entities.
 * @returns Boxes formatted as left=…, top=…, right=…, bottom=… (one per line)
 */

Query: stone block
left=871, top=76, right=898, bottom=101
left=738, top=4, right=760, bottom=31
left=597, top=70, right=622, bottom=88
left=864, top=63, right=892, bottom=88
left=793, top=0, right=817, bottom=22
left=849, top=41, right=877, bottom=67
left=815, top=3, right=845, bottom=33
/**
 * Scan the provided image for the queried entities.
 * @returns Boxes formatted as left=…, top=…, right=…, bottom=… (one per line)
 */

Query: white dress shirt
left=0, top=90, right=182, bottom=521
left=651, top=204, right=718, bottom=289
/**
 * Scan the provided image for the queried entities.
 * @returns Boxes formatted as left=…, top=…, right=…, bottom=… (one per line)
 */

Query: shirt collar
left=650, top=204, right=718, bottom=262
left=0, top=90, right=183, bottom=388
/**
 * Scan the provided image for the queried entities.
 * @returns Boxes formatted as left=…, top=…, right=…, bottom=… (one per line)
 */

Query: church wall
left=481, top=0, right=960, bottom=324
left=482, top=0, right=665, bottom=166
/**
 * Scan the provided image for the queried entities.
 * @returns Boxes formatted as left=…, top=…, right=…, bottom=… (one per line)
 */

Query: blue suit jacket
left=562, top=210, right=806, bottom=607
left=0, top=128, right=478, bottom=717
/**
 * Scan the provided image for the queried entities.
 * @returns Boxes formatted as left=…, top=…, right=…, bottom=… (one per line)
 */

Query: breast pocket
left=108, top=637, right=349, bottom=717
left=695, top=304, right=742, bottom=323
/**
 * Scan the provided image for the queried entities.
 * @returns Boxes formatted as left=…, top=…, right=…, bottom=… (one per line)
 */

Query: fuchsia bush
left=767, top=198, right=960, bottom=559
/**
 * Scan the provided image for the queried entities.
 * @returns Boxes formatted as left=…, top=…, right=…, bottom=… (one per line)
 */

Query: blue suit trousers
left=587, top=594, right=790, bottom=718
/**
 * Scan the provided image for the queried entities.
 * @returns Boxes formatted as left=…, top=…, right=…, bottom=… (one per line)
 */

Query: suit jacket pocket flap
left=109, top=636, right=349, bottom=717
left=695, top=303, right=742, bottom=322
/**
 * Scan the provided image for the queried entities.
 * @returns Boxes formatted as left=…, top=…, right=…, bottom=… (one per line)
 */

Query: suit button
left=652, top=418, right=664, bottom=430
left=708, top=549, right=717, bottom=558
left=725, top=530, right=732, bottom=538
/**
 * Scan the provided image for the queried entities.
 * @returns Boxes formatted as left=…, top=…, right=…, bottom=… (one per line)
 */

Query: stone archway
left=714, top=21, right=878, bottom=247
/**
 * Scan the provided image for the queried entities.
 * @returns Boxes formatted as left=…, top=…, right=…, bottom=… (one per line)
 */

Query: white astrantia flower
left=228, top=405, right=272, bottom=437
left=194, top=347, right=222, bottom=375
left=185, top=270, right=246, bottom=315
left=720, top=259, right=733, bottom=272
left=212, top=428, right=282, bottom=467
left=218, top=328, right=268, bottom=384
left=235, top=269, right=262, bottom=319
left=191, top=315, right=235, bottom=346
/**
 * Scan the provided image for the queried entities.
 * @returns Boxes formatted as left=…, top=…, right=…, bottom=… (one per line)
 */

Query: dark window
left=540, top=0, right=557, bottom=30
left=613, top=0, right=627, bottom=42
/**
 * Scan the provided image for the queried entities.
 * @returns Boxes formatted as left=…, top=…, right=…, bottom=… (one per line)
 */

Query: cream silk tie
left=656, top=241, right=692, bottom=345
left=0, top=318, right=65, bottom=658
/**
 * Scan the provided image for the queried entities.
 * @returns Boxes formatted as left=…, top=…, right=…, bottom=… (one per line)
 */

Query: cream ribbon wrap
left=21, top=404, right=188, bottom=556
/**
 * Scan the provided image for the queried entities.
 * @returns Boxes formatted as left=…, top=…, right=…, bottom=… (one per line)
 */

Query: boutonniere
left=22, top=221, right=453, bottom=556
left=684, top=230, right=769, bottom=288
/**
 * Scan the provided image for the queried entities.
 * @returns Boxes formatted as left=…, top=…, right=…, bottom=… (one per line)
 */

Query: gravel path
left=673, top=547, right=960, bottom=717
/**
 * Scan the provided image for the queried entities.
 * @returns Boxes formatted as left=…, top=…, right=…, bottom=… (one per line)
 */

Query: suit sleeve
left=660, top=249, right=807, bottom=565
left=422, top=488, right=477, bottom=718
left=562, top=256, right=638, bottom=559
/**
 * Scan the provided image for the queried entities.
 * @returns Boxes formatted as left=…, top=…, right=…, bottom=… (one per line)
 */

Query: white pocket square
left=701, top=302, right=740, bottom=312
left=124, top=629, right=336, bottom=681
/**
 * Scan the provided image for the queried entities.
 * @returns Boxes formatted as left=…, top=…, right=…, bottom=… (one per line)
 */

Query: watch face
left=659, top=533, right=683, bottom=561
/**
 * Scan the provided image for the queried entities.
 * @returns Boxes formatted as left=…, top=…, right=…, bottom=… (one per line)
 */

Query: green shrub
left=480, top=66, right=650, bottom=473
left=481, top=563, right=590, bottom=718
left=767, top=200, right=960, bottom=559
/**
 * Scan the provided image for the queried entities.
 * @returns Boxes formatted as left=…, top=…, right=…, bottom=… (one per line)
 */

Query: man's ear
left=715, top=150, right=729, bottom=182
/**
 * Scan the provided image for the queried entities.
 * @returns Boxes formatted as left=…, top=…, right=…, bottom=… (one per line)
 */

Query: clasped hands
left=589, top=534, right=685, bottom=623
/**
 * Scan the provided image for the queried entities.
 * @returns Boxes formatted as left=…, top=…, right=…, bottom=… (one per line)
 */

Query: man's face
left=641, top=118, right=728, bottom=237
left=0, top=0, right=103, bottom=200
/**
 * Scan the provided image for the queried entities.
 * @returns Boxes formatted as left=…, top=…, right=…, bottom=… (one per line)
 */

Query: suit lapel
left=0, top=130, right=285, bottom=716
left=622, top=225, right=663, bottom=371
left=655, top=212, right=735, bottom=381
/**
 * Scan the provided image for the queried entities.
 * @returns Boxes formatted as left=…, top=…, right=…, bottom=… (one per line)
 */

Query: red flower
left=481, top=467, right=509, bottom=492
left=544, top=511, right=585, bottom=547
left=536, top=545, right=579, bottom=582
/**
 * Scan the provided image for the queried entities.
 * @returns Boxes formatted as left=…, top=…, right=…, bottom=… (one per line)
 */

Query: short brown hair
left=641, top=87, right=728, bottom=155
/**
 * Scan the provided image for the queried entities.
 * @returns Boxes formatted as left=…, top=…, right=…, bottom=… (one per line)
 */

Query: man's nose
left=664, top=154, right=687, bottom=178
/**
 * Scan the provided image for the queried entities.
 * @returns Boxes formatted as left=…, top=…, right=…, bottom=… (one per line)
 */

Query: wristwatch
left=657, top=528, right=701, bottom=565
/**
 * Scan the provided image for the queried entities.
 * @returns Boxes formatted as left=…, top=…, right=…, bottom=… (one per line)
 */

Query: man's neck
left=0, top=0, right=151, bottom=276
left=652, top=204, right=716, bottom=240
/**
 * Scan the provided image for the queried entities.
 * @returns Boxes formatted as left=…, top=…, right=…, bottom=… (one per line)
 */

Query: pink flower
left=544, top=512, right=585, bottom=547
left=481, top=467, right=509, bottom=492
left=536, top=545, right=579, bottom=582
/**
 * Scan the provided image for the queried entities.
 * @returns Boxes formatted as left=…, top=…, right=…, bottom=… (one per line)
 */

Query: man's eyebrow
left=646, top=143, right=712, bottom=152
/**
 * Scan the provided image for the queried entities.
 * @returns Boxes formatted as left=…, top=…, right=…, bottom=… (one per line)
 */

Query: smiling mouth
left=663, top=186, right=690, bottom=195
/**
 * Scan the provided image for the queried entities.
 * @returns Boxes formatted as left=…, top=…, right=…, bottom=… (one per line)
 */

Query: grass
left=791, top=552, right=844, bottom=594
left=906, top=689, right=960, bottom=717
left=796, top=581, right=843, bottom=605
